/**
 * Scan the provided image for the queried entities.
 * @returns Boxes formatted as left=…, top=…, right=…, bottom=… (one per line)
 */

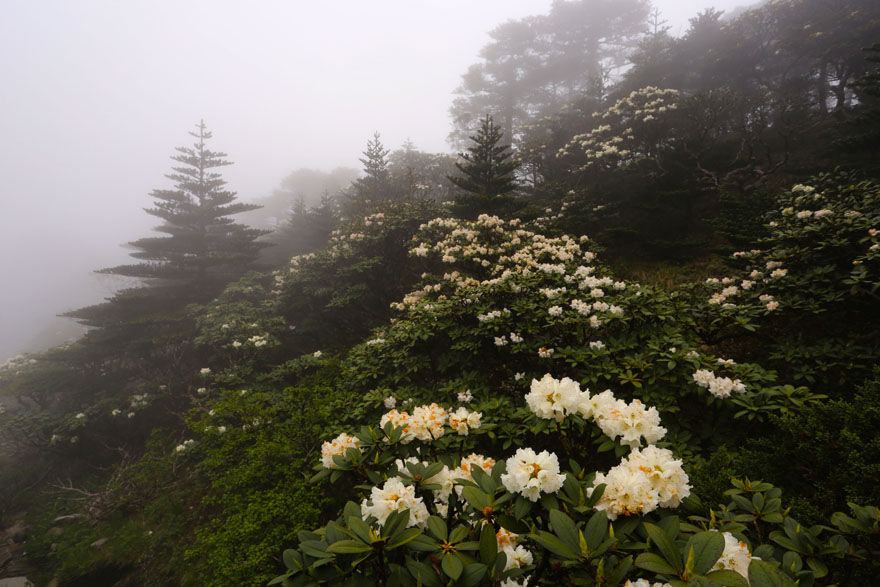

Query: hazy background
left=0, top=0, right=748, bottom=360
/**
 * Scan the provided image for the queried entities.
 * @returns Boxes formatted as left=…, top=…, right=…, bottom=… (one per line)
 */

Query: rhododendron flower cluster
left=378, top=402, right=481, bottom=444
left=409, top=403, right=449, bottom=441
left=501, top=447, right=566, bottom=502
left=590, top=445, right=690, bottom=520
left=587, top=390, right=667, bottom=448
left=448, top=407, right=482, bottom=435
left=321, top=432, right=361, bottom=468
left=525, top=373, right=583, bottom=421
left=361, top=477, right=429, bottom=529
left=526, top=375, right=667, bottom=448
left=692, top=369, right=747, bottom=398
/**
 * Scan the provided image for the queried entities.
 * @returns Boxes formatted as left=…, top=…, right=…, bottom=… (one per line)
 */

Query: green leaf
left=532, top=530, right=580, bottom=560
left=282, top=549, right=303, bottom=571
left=406, top=559, right=443, bottom=587
left=634, top=552, right=677, bottom=574
left=514, top=496, right=532, bottom=519
left=684, top=531, right=725, bottom=575
left=584, top=511, right=609, bottom=551
left=383, top=509, right=411, bottom=540
left=407, top=534, right=440, bottom=552
left=427, top=516, right=448, bottom=541
left=347, top=515, right=374, bottom=544
left=472, top=465, right=496, bottom=494
left=549, top=509, right=580, bottom=553
left=704, top=569, right=750, bottom=587
left=449, top=526, right=469, bottom=544
left=326, top=540, right=373, bottom=554
left=458, top=562, right=488, bottom=587
left=479, top=523, right=498, bottom=567
left=461, top=486, right=489, bottom=511
left=442, top=553, right=464, bottom=581
left=748, top=560, right=797, bottom=587
left=388, top=527, right=422, bottom=549
left=805, top=557, right=828, bottom=578
left=644, top=522, right=684, bottom=574
left=299, top=540, right=333, bottom=559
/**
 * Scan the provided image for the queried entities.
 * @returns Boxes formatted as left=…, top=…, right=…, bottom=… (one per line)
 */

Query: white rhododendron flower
left=710, top=531, right=756, bottom=578
left=383, top=396, right=397, bottom=409
left=448, top=407, right=482, bottom=435
left=525, top=373, right=583, bottom=422
left=321, top=432, right=361, bottom=468
left=361, top=477, right=429, bottom=529
left=692, top=370, right=747, bottom=398
left=590, top=394, right=667, bottom=448
left=501, top=448, right=566, bottom=502
left=175, top=439, right=195, bottom=453
left=199, top=368, right=211, bottom=375
left=590, top=446, right=690, bottom=520
left=457, top=389, right=473, bottom=403
left=408, top=403, right=448, bottom=442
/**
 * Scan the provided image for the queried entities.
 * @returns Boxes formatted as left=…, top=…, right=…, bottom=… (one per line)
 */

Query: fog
left=0, top=0, right=747, bottom=360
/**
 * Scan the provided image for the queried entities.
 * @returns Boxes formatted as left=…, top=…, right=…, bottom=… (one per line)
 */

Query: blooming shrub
left=266, top=212, right=878, bottom=585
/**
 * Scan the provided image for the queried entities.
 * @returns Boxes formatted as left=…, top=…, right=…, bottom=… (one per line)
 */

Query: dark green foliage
left=710, top=190, right=773, bottom=250
left=278, top=200, right=444, bottom=351
left=737, top=374, right=880, bottom=523
left=260, top=194, right=340, bottom=267
left=835, top=43, right=880, bottom=176
left=183, top=382, right=331, bottom=586
left=726, top=172, right=880, bottom=390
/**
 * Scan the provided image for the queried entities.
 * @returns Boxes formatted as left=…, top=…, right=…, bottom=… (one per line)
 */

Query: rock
left=5, top=522, right=27, bottom=543
left=46, top=527, right=63, bottom=537
left=90, top=537, right=109, bottom=551
left=0, top=578, right=33, bottom=587
left=51, top=514, right=84, bottom=525
left=47, top=579, right=59, bottom=587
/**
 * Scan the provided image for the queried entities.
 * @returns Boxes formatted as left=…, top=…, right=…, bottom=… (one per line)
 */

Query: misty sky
left=0, top=0, right=749, bottom=360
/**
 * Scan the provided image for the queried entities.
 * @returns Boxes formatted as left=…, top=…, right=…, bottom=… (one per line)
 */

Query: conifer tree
left=103, top=121, right=268, bottom=290
left=447, top=114, right=519, bottom=218
left=345, top=132, right=399, bottom=216
left=66, top=122, right=268, bottom=347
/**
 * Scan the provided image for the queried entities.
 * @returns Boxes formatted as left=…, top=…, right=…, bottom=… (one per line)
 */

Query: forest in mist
left=1, top=0, right=879, bottom=585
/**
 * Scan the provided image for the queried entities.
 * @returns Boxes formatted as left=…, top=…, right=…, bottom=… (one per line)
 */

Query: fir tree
left=447, top=114, right=519, bottom=218
left=346, top=132, right=398, bottom=216
left=66, top=122, right=268, bottom=354
left=103, top=121, right=268, bottom=290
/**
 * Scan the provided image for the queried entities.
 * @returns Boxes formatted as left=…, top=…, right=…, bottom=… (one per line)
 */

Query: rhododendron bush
left=264, top=207, right=878, bottom=586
